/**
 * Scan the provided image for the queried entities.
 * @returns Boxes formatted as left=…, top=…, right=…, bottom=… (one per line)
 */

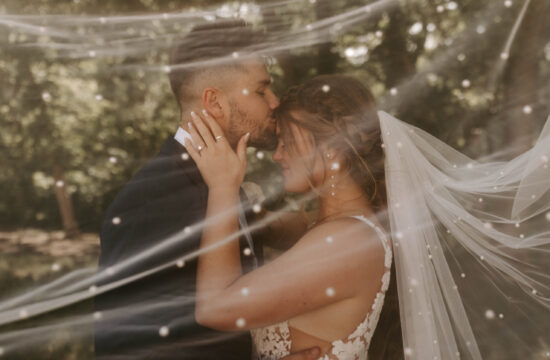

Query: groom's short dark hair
left=168, top=19, right=265, bottom=107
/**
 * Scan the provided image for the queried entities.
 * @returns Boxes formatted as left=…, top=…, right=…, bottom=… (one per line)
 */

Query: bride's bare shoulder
left=292, top=217, right=386, bottom=259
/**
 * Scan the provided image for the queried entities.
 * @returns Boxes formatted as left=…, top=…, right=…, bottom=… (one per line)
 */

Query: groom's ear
left=201, top=87, right=228, bottom=120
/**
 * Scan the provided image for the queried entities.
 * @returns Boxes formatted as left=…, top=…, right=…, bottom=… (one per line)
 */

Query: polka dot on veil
left=236, top=318, right=246, bottom=328
left=159, top=326, right=169, bottom=337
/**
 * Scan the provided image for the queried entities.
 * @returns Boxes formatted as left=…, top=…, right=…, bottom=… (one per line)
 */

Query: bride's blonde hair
left=274, top=74, right=403, bottom=359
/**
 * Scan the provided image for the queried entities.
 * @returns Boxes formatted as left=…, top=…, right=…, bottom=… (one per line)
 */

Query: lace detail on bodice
left=251, top=215, right=393, bottom=360
left=252, top=322, right=291, bottom=360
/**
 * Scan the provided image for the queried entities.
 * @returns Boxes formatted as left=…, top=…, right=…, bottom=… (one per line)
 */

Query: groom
left=94, top=20, right=319, bottom=360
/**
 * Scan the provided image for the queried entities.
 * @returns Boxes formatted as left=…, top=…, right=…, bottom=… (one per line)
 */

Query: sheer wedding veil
left=1, top=3, right=549, bottom=358
left=379, top=110, right=550, bottom=359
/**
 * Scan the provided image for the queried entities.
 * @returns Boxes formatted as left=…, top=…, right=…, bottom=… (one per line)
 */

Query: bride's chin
left=283, top=178, right=310, bottom=193
left=282, top=179, right=295, bottom=192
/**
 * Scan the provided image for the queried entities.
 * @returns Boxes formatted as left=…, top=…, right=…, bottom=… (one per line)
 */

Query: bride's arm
left=183, top=110, right=250, bottom=316
left=187, top=111, right=384, bottom=332
left=195, top=186, right=243, bottom=309
left=196, top=218, right=383, bottom=331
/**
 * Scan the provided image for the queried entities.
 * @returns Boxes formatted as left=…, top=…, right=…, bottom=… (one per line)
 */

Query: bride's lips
left=281, top=165, right=290, bottom=176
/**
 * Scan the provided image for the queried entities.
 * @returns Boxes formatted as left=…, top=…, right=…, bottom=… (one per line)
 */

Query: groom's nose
left=266, top=89, right=280, bottom=109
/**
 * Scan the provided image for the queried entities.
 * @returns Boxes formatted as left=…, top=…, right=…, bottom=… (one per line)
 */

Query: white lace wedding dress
left=251, top=215, right=393, bottom=360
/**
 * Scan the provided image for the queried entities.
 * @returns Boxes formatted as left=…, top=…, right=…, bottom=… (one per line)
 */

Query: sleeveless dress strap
left=350, top=215, right=392, bottom=270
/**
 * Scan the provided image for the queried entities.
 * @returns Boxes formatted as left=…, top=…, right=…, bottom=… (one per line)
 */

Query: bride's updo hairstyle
left=274, top=74, right=404, bottom=359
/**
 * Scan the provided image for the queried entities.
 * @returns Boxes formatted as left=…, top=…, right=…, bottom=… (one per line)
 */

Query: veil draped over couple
left=94, top=20, right=550, bottom=360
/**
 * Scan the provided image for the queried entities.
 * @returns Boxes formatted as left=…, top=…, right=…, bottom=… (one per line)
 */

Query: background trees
left=1, top=0, right=548, bottom=234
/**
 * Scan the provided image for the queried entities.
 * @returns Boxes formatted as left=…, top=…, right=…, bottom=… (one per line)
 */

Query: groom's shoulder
left=128, top=139, right=186, bottom=185
left=105, top=137, right=197, bottom=213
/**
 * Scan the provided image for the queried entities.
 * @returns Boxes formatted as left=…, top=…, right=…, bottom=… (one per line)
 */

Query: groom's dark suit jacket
left=94, top=136, right=263, bottom=359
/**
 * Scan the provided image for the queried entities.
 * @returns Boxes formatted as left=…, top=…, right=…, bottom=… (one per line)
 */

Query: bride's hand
left=185, top=110, right=250, bottom=191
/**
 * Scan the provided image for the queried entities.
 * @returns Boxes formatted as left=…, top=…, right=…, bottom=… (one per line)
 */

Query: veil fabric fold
left=379, top=110, right=550, bottom=359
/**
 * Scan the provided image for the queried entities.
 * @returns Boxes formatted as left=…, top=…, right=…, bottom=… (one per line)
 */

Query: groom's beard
left=228, top=101, right=277, bottom=150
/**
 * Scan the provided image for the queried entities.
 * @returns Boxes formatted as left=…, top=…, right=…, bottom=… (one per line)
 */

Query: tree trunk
left=315, top=0, right=339, bottom=75
left=53, top=165, right=80, bottom=238
left=258, top=0, right=298, bottom=84
left=503, top=0, right=548, bottom=154
left=382, top=8, right=417, bottom=87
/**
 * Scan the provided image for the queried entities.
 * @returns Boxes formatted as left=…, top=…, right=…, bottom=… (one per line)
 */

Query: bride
left=185, top=74, right=401, bottom=359
left=184, top=74, right=550, bottom=359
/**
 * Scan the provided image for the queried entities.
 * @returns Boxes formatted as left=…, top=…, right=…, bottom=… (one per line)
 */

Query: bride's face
left=272, top=121, right=325, bottom=193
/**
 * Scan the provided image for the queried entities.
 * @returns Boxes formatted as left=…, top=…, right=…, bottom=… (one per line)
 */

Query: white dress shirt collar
left=174, top=127, right=196, bottom=149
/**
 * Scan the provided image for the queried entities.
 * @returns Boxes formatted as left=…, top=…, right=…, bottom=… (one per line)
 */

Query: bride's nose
left=272, top=142, right=283, bottom=162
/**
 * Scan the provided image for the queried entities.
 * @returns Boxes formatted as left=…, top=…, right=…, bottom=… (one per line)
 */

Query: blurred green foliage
left=1, top=0, right=549, bottom=233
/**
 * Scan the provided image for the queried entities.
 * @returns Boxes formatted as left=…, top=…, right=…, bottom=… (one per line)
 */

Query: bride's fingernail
left=188, top=122, right=192, bottom=129
left=190, top=111, right=196, bottom=118
left=202, top=109, right=208, bottom=116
